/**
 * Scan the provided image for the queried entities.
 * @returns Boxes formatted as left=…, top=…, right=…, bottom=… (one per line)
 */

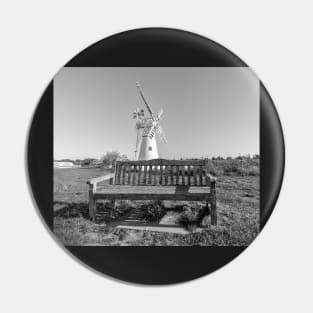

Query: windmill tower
left=133, top=82, right=167, bottom=160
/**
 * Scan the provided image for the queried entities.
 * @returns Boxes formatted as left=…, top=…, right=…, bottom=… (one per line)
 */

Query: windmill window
left=148, top=146, right=152, bottom=151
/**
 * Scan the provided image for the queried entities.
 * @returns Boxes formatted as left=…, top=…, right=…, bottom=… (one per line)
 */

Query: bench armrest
left=87, top=173, right=114, bottom=185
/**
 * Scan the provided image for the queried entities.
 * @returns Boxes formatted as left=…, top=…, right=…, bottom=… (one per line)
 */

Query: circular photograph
left=27, top=28, right=284, bottom=284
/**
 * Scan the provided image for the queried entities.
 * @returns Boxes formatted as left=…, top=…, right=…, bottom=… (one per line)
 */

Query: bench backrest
left=113, top=159, right=209, bottom=186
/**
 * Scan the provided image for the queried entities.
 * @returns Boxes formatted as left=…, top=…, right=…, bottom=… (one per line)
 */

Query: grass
left=54, top=167, right=106, bottom=203
left=53, top=168, right=259, bottom=246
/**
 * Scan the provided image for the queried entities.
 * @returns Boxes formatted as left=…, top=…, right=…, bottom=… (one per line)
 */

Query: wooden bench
left=87, top=159, right=217, bottom=225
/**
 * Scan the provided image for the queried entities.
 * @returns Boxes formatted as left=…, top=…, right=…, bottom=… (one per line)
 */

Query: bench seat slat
left=160, top=165, right=163, bottom=185
left=138, top=165, right=142, bottom=185
left=187, top=165, right=191, bottom=185
left=194, top=166, right=198, bottom=186
left=170, top=165, right=174, bottom=185
left=165, top=165, right=168, bottom=185
left=132, top=165, right=136, bottom=184
left=148, top=165, right=152, bottom=184
left=115, top=164, right=121, bottom=184
left=121, top=165, right=126, bottom=184
left=153, top=165, right=157, bottom=185
left=199, top=165, right=203, bottom=186
left=143, top=165, right=147, bottom=184
left=127, top=165, right=131, bottom=184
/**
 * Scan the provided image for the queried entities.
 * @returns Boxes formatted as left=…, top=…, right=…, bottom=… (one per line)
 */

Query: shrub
left=178, top=204, right=208, bottom=230
left=142, top=200, right=166, bottom=222
left=206, top=159, right=223, bottom=176
left=205, top=155, right=260, bottom=177
left=100, top=151, right=128, bottom=167
left=81, top=158, right=97, bottom=167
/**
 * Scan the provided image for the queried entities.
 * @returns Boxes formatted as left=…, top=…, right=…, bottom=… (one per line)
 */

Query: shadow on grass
left=54, top=201, right=89, bottom=219
left=53, top=201, right=133, bottom=224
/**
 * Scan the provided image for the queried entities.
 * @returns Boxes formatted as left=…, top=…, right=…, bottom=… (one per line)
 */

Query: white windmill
left=133, top=82, right=167, bottom=160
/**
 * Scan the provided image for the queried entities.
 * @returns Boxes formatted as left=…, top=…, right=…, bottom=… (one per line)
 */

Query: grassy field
left=53, top=167, right=259, bottom=246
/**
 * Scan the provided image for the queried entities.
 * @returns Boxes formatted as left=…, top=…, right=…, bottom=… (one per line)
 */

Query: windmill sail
left=156, top=108, right=163, bottom=121
left=142, top=119, right=153, bottom=137
left=136, top=82, right=155, bottom=119
left=155, top=124, right=167, bottom=143
left=147, top=122, right=167, bottom=142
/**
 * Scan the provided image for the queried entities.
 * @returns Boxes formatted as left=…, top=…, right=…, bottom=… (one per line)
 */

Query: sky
left=54, top=67, right=259, bottom=160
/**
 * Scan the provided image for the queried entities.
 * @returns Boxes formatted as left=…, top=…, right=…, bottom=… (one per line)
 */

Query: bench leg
left=88, top=184, right=96, bottom=222
left=89, top=197, right=96, bottom=221
left=211, top=182, right=217, bottom=225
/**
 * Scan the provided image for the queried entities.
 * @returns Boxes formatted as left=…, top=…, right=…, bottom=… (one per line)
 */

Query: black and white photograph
left=53, top=67, right=260, bottom=246
left=6, top=0, right=313, bottom=310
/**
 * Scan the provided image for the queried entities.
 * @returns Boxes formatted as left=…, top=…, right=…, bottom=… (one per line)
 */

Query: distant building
left=53, top=161, right=78, bottom=168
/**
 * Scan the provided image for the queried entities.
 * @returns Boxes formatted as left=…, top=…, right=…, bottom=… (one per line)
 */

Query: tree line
left=56, top=153, right=259, bottom=176
left=56, top=151, right=128, bottom=168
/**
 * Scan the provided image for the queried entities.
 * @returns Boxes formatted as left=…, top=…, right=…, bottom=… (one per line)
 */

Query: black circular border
left=27, top=28, right=285, bottom=285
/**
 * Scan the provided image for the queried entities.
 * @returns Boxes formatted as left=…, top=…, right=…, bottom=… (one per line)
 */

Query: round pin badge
left=27, top=28, right=284, bottom=284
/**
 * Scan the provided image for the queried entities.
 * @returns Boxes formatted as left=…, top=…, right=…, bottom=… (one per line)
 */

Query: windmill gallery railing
left=87, top=159, right=217, bottom=225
